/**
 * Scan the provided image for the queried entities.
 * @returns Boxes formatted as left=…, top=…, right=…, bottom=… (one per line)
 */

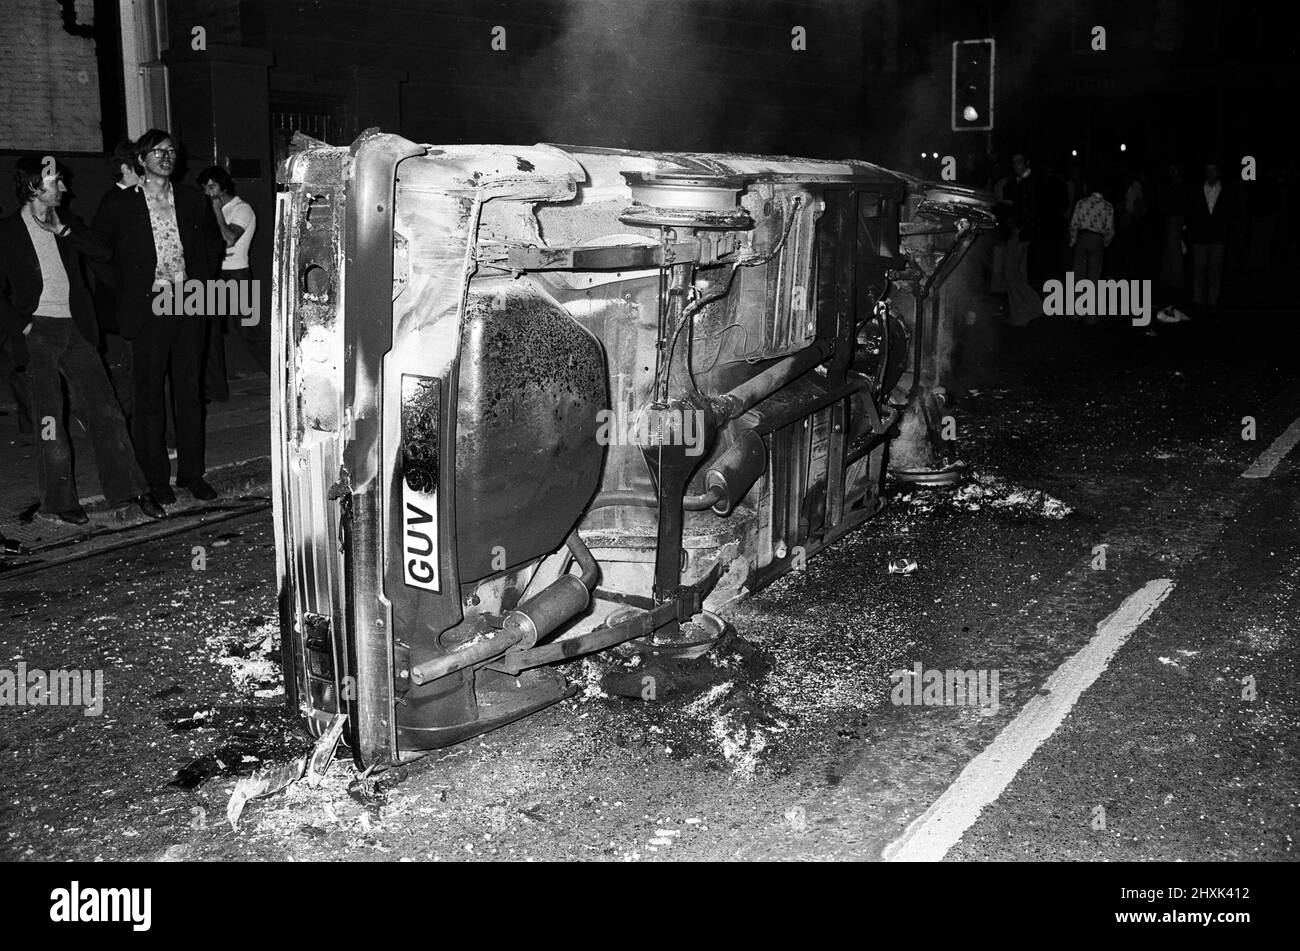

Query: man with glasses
left=92, top=129, right=223, bottom=506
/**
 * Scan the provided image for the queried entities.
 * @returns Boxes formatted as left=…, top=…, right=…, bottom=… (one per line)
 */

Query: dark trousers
left=202, top=268, right=269, bottom=392
left=131, top=315, right=207, bottom=491
left=203, top=315, right=230, bottom=402
left=1072, top=231, right=1105, bottom=281
left=26, top=315, right=147, bottom=511
left=104, top=333, right=134, bottom=422
left=1192, top=243, right=1225, bottom=306
left=1004, top=234, right=1043, bottom=326
left=225, top=268, right=270, bottom=376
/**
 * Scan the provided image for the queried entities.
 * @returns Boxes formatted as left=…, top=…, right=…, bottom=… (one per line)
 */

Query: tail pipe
left=495, top=557, right=728, bottom=675
left=408, top=532, right=599, bottom=685
left=493, top=602, right=680, bottom=675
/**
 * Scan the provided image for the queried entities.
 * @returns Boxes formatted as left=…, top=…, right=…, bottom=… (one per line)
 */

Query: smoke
left=514, top=0, right=865, bottom=156
left=515, top=0, right=726, bottom=150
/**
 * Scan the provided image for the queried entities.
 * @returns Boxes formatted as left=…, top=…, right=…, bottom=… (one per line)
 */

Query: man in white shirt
left=197, top=166, right=262, bottom=390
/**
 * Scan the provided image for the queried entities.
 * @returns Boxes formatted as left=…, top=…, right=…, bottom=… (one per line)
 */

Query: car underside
left=271, top=130, right=994, bottom=768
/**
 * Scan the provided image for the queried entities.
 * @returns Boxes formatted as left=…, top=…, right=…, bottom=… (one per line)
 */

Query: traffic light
left=951, top=38, right=995, bottom=132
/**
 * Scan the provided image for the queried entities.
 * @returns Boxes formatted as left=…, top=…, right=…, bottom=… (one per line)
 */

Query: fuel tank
left=454, top=277, right=607, bottom=583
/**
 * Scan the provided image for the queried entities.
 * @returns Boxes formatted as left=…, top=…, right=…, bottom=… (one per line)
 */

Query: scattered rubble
left=205, top=619, right=282, bottom=697
left=894, top=469, right=1073, bottom=519
left=227, top=754, right=308, bottom=829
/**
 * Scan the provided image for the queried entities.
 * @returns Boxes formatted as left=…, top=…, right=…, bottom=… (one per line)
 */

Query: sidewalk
left=0, top=370, right=273, bottom=555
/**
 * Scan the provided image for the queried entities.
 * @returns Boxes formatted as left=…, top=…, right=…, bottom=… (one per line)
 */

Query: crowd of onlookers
left=974, top=150, right=1291, bottom=327
left=0, top=129, right=260, bottom=530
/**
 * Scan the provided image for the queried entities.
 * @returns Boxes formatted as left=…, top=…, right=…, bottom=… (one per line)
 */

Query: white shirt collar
left=136, top=179, right=173, bottom=197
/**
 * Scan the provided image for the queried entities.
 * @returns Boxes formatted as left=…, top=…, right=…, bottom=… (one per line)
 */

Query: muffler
left=408, top=532, right=598, bottom=685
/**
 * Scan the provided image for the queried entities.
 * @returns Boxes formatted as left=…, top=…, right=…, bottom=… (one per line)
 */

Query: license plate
left=400, top=374, right=441, bottom=592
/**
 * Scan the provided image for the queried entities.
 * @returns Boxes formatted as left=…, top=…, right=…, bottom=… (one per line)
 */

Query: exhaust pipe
left=408, top=532, right=599, bottom=685
left=703, top=427, right=767, bottom=515
left=713, top=339, right=833, bottom=421
left=591, top=341, right=832, bottom=516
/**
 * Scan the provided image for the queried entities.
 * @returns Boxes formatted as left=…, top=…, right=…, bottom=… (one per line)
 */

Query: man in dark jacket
left=1003, top=152, right=1046, bottom=327
left=0, top=156, right=163, bottom=523
left=1187, top=160, right=1233, bottom=308
left=92, top=129, right=224, bottom=504
left=92, top=139, right=145, bottom=418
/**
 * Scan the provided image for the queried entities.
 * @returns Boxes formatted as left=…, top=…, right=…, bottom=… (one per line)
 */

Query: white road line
left=882, top=578, right=1176, bottom=862
left=1241, top=415, right=1300, bottom=479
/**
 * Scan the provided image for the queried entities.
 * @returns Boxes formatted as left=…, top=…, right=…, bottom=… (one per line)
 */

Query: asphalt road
left=1, top=310, right=1296, bottom=862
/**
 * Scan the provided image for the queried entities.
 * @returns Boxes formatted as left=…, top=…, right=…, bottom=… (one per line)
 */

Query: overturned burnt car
left=271, top=130, right=994, bottom=768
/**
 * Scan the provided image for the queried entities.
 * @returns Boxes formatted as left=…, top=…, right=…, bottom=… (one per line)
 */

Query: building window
left=271, top=110, right=336, bottom=144
left=270, top=100, right=340, bottom=170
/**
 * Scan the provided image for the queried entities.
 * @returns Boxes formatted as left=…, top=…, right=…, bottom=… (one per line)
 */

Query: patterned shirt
left=140, top=182, right=186, bottom=287
left=1069, top=192, right=1114, bottom=247
left=1203, top=181, right=1222, bottom=214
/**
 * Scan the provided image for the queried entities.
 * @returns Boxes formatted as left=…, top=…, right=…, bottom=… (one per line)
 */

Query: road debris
left=206, top=619, right=282, bottom=696
left=895, top=469, right=1073, bottom=519
left=306, top=713, right=348, bottom=788
left=226, top=753, right=308, bottom=830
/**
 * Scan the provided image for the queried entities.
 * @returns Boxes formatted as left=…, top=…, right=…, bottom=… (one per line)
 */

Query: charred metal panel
left=343, top=133, right=428, bottom=767
left=272, top=147, right=352, bottom=738
left=455, top=278, right=608, bottom=582
left=401, top=376, right=441, bottom=495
